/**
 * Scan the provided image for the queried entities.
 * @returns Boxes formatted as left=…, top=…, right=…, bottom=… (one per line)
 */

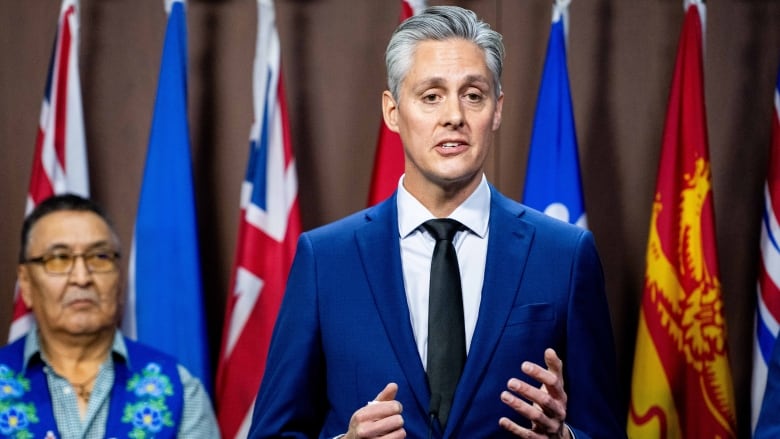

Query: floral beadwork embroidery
left=0, top=367, right=27, bottom=401
left=122, top=363, right=174, bottom=438
left=0, top=365, right=38, bottom=439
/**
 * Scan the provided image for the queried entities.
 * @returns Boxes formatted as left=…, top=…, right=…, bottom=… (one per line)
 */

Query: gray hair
left=385, top=6, right=505, bottom=101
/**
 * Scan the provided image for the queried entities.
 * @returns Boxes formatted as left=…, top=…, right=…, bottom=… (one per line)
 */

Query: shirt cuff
left=567, top=423, right=576, bottom=439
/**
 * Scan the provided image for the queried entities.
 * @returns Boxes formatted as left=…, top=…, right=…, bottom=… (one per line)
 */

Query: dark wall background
left=1, top=1, right=778, bottom=436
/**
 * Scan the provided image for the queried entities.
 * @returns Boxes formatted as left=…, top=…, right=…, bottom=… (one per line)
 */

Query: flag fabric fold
left=9, top=0, right=89, bottom=342
left=122, top=0, right=210, bottom=390
left=627, top=1, right=737, bottom=438
left=366, top=0, right=427, bottom=206
left=751, top=64, right=780, bottom=434
left=215, top=0, right=301, bottom=437
left=522, top=0, right=586, bottom=228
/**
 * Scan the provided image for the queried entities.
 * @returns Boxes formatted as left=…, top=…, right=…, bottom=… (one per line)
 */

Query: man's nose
left=442, top=97, right=464, bottom=128
left=68, top=255, right=93, bottom=284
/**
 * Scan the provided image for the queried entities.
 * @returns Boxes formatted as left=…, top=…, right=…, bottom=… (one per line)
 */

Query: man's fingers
left=542, top=348, right=566, bottom=401
left=544, top=348, right=563, bottom=376
left=348, top=383, right=404, bottom=438
left=521, top=361, right=555, bottom=387
left=373, top=382, right=399, bottom=403
left=507, top=378, right=561, bottom=415
left=500, top=350, right=569, bottom=437
left=365, top=382, right=402, bottom=419
left=521, top=350, right=565, bottom=393
left=500, top=388, right=561, bottom=437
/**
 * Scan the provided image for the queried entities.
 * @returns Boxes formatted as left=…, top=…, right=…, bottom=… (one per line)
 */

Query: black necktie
left=422, top=218, right=466, bottom=429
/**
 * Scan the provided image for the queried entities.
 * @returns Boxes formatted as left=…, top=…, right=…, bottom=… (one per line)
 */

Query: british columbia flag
left=752, top=65, right=780, bottom=433
left=215, top=0, right=301, bottom=437
left=9, top=0, right=89, bottom=342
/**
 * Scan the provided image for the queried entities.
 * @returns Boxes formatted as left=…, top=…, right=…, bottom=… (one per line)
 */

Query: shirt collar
left=397, top=173, right=490, bottom=239
left=22, top=324, right=130, bottom=372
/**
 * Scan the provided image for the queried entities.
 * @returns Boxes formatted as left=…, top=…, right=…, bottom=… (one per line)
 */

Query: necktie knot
left=422, top=218, right=464, bottom=242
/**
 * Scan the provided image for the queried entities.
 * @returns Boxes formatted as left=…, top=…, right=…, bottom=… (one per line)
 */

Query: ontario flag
left=9, top=0, right=89, bottom=342
left=522, top=0, right=586, bottom=228
left=122, top=0, right=211, bottom=389
left=627, top=1, right=737, bottom=438
left=366, top=0, right=426, bottom=206
left=215, top=0, right=301, bottom=437
left=751, top=64, right=780, bottom=433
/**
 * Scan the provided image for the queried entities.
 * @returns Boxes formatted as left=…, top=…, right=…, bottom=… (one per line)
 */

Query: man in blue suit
left=248, top=6, right=625, bottom=438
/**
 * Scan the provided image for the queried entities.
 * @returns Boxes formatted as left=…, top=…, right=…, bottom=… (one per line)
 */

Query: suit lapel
left=448, top=189, right=535, bottom=433
left=355, top=196, right=430, bottom=415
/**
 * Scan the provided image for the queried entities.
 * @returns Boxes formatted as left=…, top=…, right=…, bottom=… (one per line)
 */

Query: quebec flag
left=522, top=0, right=586, bottom=228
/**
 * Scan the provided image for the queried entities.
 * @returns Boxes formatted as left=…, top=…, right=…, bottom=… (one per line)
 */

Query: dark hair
left=19, top=194, right=118, bottom=262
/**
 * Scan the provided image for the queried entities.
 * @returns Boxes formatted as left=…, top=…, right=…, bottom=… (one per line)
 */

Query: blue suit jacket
left=248, top=187, right=626, bottom=438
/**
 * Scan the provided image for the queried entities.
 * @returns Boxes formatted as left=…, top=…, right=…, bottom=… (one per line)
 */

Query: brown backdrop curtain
left=1, top=1, right=778, bottom=436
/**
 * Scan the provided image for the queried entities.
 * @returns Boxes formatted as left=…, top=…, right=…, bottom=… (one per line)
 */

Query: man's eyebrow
left=41, top=240, right=115, bottom=252
left=412, top=75, right=492, bottom=93
left=412, top=77, right=446, bottom=93
left=42, top=243, right=71, bottom=252
left=462, top=74, right=491, bottom=88
left=86, top=241, right=116, bottom=250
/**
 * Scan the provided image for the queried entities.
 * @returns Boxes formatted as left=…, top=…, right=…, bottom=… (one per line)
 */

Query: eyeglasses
left=22, top=250, right=121, bottom=275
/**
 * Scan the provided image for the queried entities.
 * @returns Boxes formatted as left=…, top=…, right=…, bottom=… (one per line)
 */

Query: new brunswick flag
left=627, top=1, right=737, bottom=438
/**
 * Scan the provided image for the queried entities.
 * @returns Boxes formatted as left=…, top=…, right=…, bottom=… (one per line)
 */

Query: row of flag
left=7, top=0, right=298, bottom=437
left=8, top=0, right=779, bottom=437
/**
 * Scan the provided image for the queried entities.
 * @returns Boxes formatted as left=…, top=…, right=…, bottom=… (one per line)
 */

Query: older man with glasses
left=0, top=194, right=219, bottom=439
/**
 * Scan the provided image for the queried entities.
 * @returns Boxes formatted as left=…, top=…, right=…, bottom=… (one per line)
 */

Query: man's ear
left=382, top=91, right=400, bottom=133
left=17, top=264, right=34, bottom=308
left=492, top=92, right=504, bottom=131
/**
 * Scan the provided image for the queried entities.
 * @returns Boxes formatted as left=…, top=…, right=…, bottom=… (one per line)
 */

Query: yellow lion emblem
left=644, top=157, right=736, bottom=434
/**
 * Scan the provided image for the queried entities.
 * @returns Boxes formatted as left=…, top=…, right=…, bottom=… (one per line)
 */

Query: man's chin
left=60, top=314, right=114, bottom=336
left=434, top=171, right=481, bottom=192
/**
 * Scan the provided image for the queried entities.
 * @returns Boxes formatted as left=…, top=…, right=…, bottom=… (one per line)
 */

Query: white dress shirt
left=396, top=174, right=490, bottom=370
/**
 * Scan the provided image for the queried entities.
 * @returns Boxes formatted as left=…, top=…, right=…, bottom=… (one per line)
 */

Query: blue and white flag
left=522, top=0, right=586, bottom=228
left=752, top=63, right=780, bottom=434
left=123, top=0, right=210, bottom=391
